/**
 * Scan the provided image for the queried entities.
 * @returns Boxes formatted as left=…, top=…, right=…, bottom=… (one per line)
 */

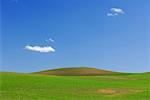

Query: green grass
left=0, top=72, right=150, bottom=100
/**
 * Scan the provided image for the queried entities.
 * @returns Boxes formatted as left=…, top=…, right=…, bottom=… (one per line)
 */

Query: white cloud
left=25, top=45, right=55, bottom=53
left=107, top=13, right=115, bottom=16
left=107, top=8, right=124, bottom=17
left=49, top=38, right=54, bottom=42
left=111, top=8, right=124, bottom=14
left=46, top=38, right=54, bottom=42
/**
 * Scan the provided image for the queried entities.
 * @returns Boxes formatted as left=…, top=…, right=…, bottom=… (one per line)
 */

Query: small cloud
left=111, top=8, right=124, bottom=14
left=49, top=38, right=54, bottom=42
left=46, top=38, right=54, bottom=42
left=25, top=45, right=55, bottom=53
left=107, top=13, right=115, bottom=17
left=107, top=8, right=124, bottom=17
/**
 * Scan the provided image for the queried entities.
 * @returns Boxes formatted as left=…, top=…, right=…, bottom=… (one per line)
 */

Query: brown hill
left=33, top=67, right=120, bottom=76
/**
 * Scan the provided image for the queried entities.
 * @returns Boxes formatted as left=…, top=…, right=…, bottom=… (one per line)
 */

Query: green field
left=0, top=70, right=150, bottom=100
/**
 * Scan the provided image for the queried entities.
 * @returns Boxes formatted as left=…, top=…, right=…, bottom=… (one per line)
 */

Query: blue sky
left=1, top=0, right=150, bottom=72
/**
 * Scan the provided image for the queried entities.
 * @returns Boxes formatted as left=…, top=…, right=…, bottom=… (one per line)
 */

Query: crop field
left=0, top=71, right=149, bottom=100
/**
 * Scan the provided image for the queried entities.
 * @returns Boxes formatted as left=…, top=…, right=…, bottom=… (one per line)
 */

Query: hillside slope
left=33, top=67, right=120, bottom=76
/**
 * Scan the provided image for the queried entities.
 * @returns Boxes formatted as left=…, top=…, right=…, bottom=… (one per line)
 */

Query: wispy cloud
left=107, top=8, right=124, bottom=17
left=25, top=45, right=55, bottom=53
left=46, top=38, right=54, bottom=42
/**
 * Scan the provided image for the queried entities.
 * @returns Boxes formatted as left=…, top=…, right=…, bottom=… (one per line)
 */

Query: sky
left=1, top=0, right=150, bottom=73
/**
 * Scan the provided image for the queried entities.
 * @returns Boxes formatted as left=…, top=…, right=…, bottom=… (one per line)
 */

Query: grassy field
left=0, top=71, right=150, bottom=100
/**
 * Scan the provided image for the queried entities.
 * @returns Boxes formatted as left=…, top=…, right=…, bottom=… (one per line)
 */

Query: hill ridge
left=33, top=67, right=121, bottom=76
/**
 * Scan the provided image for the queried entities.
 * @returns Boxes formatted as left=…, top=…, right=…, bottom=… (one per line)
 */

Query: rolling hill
left=33, top=67, right=122, bottom=76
